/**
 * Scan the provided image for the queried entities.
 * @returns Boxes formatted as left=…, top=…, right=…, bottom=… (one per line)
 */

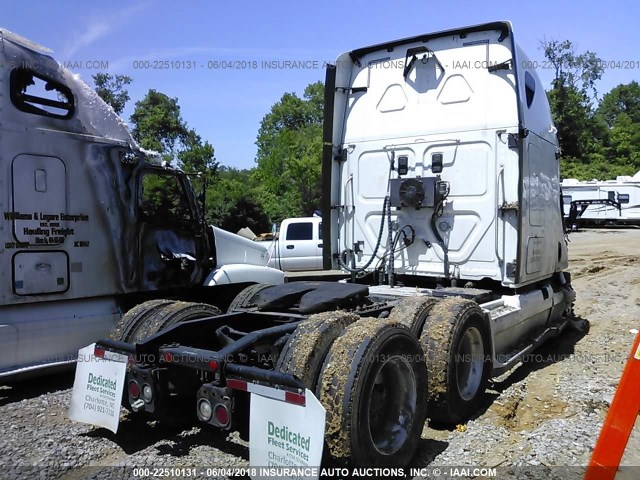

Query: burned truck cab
left=135, top=163, right=212, bottom=292
left=0, top=29, right=211, bottom=377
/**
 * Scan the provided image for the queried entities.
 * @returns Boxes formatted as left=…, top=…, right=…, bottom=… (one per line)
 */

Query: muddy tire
left=128, top=301, right=222, bottom=343
left=420, top=297, right=491, bottom=424
left=388, top=296, right=439, bottom=335
left=110, top=299, right=174, bottom=342
left=318, top=319, right=427, bottom=467
left=276, top=311, right=359, bottom=392
left=227, top=284, right=273, bottom=312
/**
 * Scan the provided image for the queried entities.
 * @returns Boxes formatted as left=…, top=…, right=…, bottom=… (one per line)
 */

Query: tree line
left=93, top=39, right=639, bottom=232
left=542, top=40, right=640, bottom=180
left=93, top=72, right=322, bottom=233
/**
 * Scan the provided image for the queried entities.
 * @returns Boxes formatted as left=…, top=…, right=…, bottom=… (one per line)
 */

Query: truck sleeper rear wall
left=324, top=22, right=567, bottom=288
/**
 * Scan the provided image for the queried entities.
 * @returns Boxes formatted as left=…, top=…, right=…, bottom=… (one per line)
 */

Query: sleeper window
left=10, top=68, right=74, bottom=119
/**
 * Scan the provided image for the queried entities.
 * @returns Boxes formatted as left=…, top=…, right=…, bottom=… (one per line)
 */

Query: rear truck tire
left=419, top=297, right=491, bottom=425
left=388, top=296, right=439, bottom=335
left=276, top=311, right=360, bottom=392
left=109, top=299, right=172, bottom=412
left=110, top=299, right=174, bottom=342
left=318, top=319, right=427, bottom=467
left=114, top=301, right=221, bottom=412
left=227, top=283, right=273, bottom=312
left=128, top=301, right=222, bottom=343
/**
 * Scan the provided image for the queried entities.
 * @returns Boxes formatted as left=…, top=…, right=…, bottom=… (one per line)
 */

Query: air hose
left=430, top=181, right=450, bottom=279
left=338, top=196, right=390, bottom=274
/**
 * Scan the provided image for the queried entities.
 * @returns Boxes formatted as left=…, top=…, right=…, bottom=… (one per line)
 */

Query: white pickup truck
left=265, top=217, right=323, bottom=271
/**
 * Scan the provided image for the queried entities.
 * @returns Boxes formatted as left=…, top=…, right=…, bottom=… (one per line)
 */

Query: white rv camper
left=562, top=172, right=640, bottom=227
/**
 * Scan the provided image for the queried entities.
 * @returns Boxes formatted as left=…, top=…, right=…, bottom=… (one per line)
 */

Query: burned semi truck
left=88, top=21, right=574, bottom=467
left=0, top=29, right=285, bottom=378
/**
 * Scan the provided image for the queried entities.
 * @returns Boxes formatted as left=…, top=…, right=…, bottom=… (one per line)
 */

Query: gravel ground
left=416, top=228, right=640, bottom=479
left=1, top=228, right=638, bottom=479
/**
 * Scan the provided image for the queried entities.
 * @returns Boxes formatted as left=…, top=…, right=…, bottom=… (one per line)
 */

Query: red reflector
left=162, top=352, right=172, bottom=363
left=285, top=391, right=306, bottom=406
left=209, top=360, right=218, bottom=372
left=94, top=347, right=105, bottom=358
left=227, top=379, right=248, bottom=391
left=128, top=380, right=140, bottom=399
left=214, top=404, right=230, bottom=426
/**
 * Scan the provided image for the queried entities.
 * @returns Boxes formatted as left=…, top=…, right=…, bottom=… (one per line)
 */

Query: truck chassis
left=97, top=276, right=575, bottom=466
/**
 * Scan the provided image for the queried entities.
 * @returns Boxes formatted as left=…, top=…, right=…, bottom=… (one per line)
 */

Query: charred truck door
left=137, top=168, right=207, bottom=291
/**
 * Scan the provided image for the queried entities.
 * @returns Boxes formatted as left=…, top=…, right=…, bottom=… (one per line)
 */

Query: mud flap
left=68, top=344, right=126, bottom=433
left=249, top=388, right=325, bottom=479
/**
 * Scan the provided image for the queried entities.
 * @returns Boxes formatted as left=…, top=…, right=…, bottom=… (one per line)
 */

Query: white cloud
left=61, top=1, right=151, bottom=58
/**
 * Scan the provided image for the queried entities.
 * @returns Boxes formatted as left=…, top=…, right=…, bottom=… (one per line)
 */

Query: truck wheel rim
left=456, top=327, right=484, bottom=401
left=367, top=355, right=417, bottom=455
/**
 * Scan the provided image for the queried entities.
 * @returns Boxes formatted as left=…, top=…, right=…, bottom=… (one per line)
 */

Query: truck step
left=491, top=320, right=570, bottom=376
left=367, top=285, right=493, bottom=303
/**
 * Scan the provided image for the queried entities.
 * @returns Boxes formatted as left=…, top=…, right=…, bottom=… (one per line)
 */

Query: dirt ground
left=418, top=227, right=640, bottom=478
left=565, top=228, right=640, bottom=470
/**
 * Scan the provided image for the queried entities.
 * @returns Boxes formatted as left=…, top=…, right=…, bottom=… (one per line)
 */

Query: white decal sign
left=250, top=389, right=325, bottom=480
left=68, top=343, right=127, bottom=433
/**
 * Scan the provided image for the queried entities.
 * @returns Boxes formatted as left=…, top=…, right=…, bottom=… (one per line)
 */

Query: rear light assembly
left=198, top=398, right=213, bottom=422
left=196, top=383, right=234, bottom=429
left=127, top=366, right=162, bottom=414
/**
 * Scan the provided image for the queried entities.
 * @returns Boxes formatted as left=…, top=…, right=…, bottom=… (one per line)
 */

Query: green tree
left=178, top=130, right=216, bottom=174
left=221, top=197, right=271, bottom=234
left=606, top=113, right=640, bottom=174
left=130, top=89, right=187, bottom=159
left=597, top=81, right=640, bottom=128
left=130, top=89, right=218, bottom=175
left=587, top=82, right=640, bottom=179
left=547, top=84, right=594, bottom=159
left=541, top=39, right=603, bottom=98
left=92, top=73, right=132, bottom=115
left=541, top=39, right=604, bottom=175
left=206, top=167, right=270, bottom=233
left=253, top=82, right=324, bottom=222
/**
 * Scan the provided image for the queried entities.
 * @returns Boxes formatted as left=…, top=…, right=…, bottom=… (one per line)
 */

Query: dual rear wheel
left=277, top=295, right=491, bottom=465
left=111, top=300, right=221, bottom=343
left=389, top=295, right=491, bottom=423
left=278, top=312, right=428, bottom=466
left=418, top=297, right=491, bottom=424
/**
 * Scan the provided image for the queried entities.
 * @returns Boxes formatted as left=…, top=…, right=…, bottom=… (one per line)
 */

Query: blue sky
left=3, top=0, right=639, bottom=169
